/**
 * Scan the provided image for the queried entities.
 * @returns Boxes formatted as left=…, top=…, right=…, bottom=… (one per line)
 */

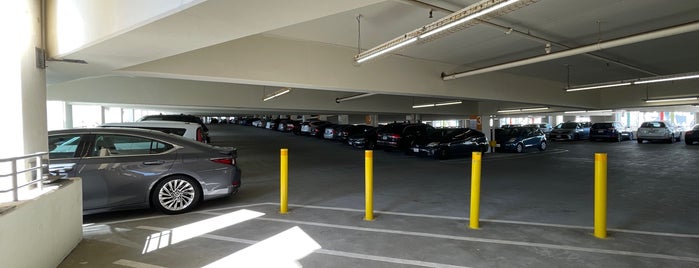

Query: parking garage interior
left=2, top=1, right=699, bottom=267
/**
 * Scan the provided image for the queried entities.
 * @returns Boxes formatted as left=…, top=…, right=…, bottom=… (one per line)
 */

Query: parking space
left=60, top=124, right=699, bottom=267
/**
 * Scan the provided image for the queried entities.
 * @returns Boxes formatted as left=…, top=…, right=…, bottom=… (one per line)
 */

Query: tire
left=515, top=143, right=524, bottom=153
left=616, top=134, right=622, bottom=142
left=667, top=135, right=674, bottom=144
left=637, top=138, right=643, bottom=144
left=152, top=176, right=201, bottom=214
left=574, top=134, right=580, bottom=141
left=686, top=140, right=692, bottom=145
left=538, top=141, right=547, bottom=151
left=676, top=134, right=681, bottom=142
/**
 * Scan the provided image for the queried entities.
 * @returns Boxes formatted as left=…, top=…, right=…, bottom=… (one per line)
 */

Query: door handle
left=143, top=161, right=165, bottom=165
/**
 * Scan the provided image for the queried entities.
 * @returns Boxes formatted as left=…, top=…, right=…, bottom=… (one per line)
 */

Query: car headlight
left=508, top=138, right=516, bottom=143
left=427, top=142, right=440, bottom=147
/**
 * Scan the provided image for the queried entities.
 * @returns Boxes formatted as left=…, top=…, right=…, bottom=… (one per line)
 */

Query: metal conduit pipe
left=400, top=0, right=660, bottom=76
left=336, top=93, right=377, bottom=103
left=443, top=20, right=699, bottom=80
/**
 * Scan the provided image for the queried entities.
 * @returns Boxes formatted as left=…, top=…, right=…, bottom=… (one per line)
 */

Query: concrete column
left=0, top=0, right=48, bottom=158
left=695, top=113, right=699, bottom=125
left=337, top=115, right=349, bottom=124
left=64, top=103, right=73, bottom=128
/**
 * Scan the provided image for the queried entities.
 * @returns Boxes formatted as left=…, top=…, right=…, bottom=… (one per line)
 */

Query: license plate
left=382, top=136, right=388, bottom=140
left=597, top=130, right=604, bottom=133
left=413, top=148, right=419, bottom=153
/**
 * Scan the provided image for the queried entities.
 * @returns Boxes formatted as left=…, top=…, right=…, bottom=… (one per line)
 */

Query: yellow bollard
left=469, top=151, right=482, bottom=229
left=594, top=153, right=607, bottom=238
left=280, top=148, right=289, bottom=214
left=365, top=150, right=374, bottom=221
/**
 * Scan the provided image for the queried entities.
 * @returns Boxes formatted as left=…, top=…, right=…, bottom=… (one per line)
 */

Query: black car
left=139, top=114, right=210, bottom=143
left=348, top=126, right=380, bottom=149
left=336, top=125, right=373, bottom=142
left=411, top=128, right=488, bottom=159
left=685, top=124, right=699, bottom=145
left=590, top=122, right=633, bottom=142
left=495, top=126, right=547, bottom=153
left=376, top=122, right=436, bottom=151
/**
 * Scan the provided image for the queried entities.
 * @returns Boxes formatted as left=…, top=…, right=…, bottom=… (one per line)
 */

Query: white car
left=101, top=121, right=207, bottom=143
left=636, top=121, right=682, bottom=143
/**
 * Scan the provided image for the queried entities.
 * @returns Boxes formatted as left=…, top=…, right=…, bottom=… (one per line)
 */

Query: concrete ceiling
left=46, top=0, right=699, bottom=117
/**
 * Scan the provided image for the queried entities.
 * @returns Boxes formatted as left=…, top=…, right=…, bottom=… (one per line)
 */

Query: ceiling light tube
left=644, top=97, right=698, bottom=103
left=635, top=72, right=699, bottom=84
left=566, top=82, right=632, bottom=92
left=497, top=109, right=521, bottom=113
left=356, top=37, right=417, bottom=63
left=564, top=110, right=586, bottom=114
left=263, top=88, right=291, bottom=101
left=335, top=93, right=377, bottom=103
left=420, top=0, right=521, bottom=39
left=520, top=107, right=549, bottom=112
left=434, top=100, right=462, bottom=106
left=412, top=103, right=436, bottom=108
left=588, top=109, right=613, bottom=113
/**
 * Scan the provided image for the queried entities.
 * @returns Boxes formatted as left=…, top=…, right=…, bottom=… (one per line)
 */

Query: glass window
left=92, top=134, right=173, bottom=157
left=49, top=134, right=82, bottom=159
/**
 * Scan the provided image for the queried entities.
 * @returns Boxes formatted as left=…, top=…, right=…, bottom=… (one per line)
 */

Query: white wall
left=0, top=179, right=83, bottom=268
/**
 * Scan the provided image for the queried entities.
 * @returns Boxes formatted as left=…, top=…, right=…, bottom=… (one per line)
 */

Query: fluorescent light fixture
left=354, top=0, right=530, bottom=64
left=435, top=100, right=463, bottom=106
left=565, top=109, right=613, bottom=114
left=498, top=107, right=548, bottom=113
left=588, top=109, right=613, bottom=113
left=420, top=0, right=521, bottom=39
left=412, top=103, right=435, bottom=108
left=635, top=72, right=699, bottom=84
left=566, top=71, right=699, bottom=92
left=564, top=110, right=586, bottom=114
left=520, top=107, right=549, bottom=112
left=412, top=100, right=462, bottom=108
left=644, top=97, right=698, bottom=103
left=263, top=88, right=291, bottom=101
left=566, top=82, right=632, bottom=92
left=356, top=37, right=417, bottom=63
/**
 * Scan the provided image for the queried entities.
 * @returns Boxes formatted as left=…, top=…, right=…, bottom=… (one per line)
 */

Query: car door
left=48, top=133, right=102, bottom=207
left=75, top=134, right=177, bottom=211
left=522, top=128, right=538, bottom=148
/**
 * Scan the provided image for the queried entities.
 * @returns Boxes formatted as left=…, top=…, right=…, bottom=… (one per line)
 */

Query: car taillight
left=390, top=134, right=401, bottom=139
left=211, top=157, right=235, bottom=166
left=196, top=128, right=204, bottom=142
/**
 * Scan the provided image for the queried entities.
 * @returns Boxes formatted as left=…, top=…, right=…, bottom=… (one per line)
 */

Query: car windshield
left=501, top=127, right=525, bottom=136
left=641, top=122, right=666, bottom=128
left=556, top=123, right=579, bottom=129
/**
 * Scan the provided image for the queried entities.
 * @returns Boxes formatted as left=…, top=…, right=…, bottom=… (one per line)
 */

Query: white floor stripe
left=248, top=216, right=699, bottom=263
left=113, top=259, right=167, bottom=268
left=137, top=225, right=469, bottom=268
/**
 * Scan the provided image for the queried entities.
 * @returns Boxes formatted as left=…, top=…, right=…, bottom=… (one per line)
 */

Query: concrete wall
left=0, top=179, right=82, bottom=268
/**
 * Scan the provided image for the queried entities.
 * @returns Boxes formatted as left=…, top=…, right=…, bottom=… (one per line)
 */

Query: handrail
left=0, top=152, right=48, bottom=202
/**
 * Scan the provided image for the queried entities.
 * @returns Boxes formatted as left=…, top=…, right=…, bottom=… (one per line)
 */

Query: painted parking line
left=138, top=225, right=470, bottom=268
left=201, top=203, right=699, bottom=239
left=113, top=259, right=166, bottom=268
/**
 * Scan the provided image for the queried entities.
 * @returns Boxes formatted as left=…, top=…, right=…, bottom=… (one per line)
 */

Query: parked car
left=685, top=124, right=699, bottom=145
left=501, top=124, right=522, bottom=128
left=376, top=122, right=436, bottom=151
left=549, top=122, right=590, bottom=141
left=298, top=120, right=332, bottom=136
left=495, top=126, right=547, bottom=153
left=277, top=119, right=300, bottom=132
left=336, top=125, right=373, bottom=142
left=524, top=123, right=552, bottom=135
left=590, top=122, right=633, bottom=142
left=101, top=121, right=207, bottom=143
left=265, top=118, right=283, bottom=130
left=411, top=128, right=488, bottom=159
left=347, top=126, right=380, bottom=149
left=47, top=127, right=241, bottom=215
left=637, top=121, right=682, bottom=143
left=324, top=124, right=350, bottom=140
left=139, top=114, right=210, bottom=143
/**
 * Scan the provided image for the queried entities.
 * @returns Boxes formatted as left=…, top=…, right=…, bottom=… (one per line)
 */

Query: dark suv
left=376, top=122, right=436, bottom=151
left=590, top=122, right=633, bottom=142
left=139, top=114, right=210, bottom=143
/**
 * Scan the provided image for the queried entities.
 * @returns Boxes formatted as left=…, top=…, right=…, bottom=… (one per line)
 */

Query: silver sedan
left=48, top=127, right=241, bottom=214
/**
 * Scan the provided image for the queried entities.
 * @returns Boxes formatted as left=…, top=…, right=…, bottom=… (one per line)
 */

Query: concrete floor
left=59, top=124, right=699, bottom=267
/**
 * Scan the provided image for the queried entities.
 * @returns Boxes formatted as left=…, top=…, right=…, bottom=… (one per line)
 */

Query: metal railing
left=0, top=152, right=48, bottom=202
